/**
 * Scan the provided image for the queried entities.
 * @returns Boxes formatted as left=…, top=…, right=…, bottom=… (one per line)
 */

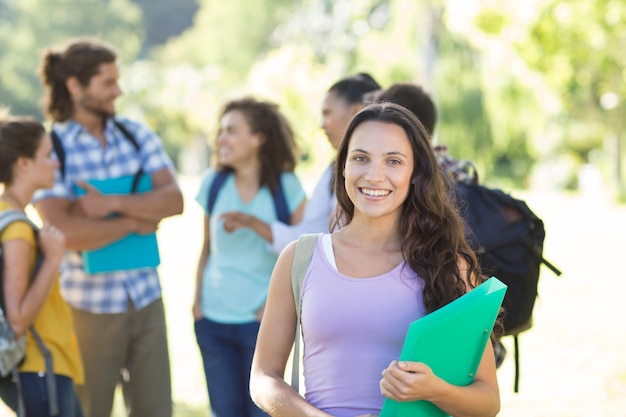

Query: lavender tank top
left=301, top=235, right=426, bottom=417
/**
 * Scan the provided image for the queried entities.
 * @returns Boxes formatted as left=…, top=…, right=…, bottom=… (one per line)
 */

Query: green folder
left=379, top=277, right=506, bottom=417
left=73, top=174, right=161, bottom=274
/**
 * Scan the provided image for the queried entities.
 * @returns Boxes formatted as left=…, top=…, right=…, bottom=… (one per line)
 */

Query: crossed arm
left=35, top=167, right=183, bottom=251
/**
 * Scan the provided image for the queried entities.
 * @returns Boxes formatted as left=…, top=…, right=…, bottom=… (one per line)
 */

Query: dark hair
left=328, top=73, right=381, bottom=105
left=377, top=83, right=437, bottom=135
left=39, top=37, right=117, bottom=122
left=0, top=114, right=46, bottom=185
left=217, top=98, right=298, bottom=192
left=333, top=103, right=481, bottom=314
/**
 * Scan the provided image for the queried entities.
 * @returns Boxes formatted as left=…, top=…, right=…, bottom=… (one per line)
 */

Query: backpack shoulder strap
left=207, top=171, right=231, bottom=215
left=50, top=120, right=140, bottom=182
left=0, top=210, right=37, bottom=234
left=272, top=176, right=291, bottom=224
left=289, top=233, right=319, bottom=391
left=0, top=210, right=56, bottom=414
left=112, top=119, right=146, bottom=194
left=50, top=129, right=66, bottom=180
left=112, top=119, right=140, bottom=151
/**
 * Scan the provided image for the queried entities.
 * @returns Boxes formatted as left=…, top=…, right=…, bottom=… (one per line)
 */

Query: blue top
left=32, top=117, right=174, bottom=314
left=195, top=168, right=306, bottom=323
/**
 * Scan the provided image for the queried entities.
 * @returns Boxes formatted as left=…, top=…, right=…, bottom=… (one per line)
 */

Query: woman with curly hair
left=193, top=98, right=306, bottom=417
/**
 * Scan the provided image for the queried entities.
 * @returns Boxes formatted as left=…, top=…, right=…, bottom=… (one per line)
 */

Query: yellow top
left=0, top=202, right=84, bottom=384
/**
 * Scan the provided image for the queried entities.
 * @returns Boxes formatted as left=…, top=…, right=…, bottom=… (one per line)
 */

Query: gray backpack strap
left=289, top=233, right=319, bottom=392
left=0, top=211, right=57, bottom=415
left=0, top=210, right=36, bottom=234
left=30, top=327, right=59, bottom=415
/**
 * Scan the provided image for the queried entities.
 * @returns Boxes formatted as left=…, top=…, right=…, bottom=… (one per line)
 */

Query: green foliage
left=0, top=0, right=143, bottom=118
left=434, top=29, right=496, bottom=181
left=154, top=0, right=296, bottom=92
left=518, top=0, right=626, bottom=192
left=473, top=8, right=509, bottom=36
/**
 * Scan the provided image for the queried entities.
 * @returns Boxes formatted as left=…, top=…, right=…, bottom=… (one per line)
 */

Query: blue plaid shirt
left=33, top=117, right=174, bottom=314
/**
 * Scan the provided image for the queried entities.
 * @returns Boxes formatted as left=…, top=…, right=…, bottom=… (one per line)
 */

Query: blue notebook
left=379, top=277, right=507, bottom=417
left=73, top=174, right=160, bottom=274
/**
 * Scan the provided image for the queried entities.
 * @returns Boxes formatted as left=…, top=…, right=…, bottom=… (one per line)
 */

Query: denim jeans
left=194, top=318, right=268, bottom=417
left=0, top=372, right=83, bottom=417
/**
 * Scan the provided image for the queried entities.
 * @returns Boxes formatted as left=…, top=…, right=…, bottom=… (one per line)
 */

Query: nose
left=365, top=161, right=385, bottom=182
left=113, top=82, right=123, bottom=98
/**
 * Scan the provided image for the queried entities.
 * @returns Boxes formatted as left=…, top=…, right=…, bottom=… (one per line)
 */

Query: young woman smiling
left=250, top=103, right=501, bottom=417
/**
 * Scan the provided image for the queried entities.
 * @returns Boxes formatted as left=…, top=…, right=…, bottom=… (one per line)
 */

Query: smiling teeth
left=361, top=188, right=390, bottom=196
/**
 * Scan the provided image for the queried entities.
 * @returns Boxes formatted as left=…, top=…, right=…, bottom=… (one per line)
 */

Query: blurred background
left=1, top=0, right=625, bottom=197
left=1, top=0, right=625, bottom=416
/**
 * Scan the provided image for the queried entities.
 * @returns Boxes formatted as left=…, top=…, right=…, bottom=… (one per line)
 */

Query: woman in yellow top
left=0, top=113, right=84, bottom=417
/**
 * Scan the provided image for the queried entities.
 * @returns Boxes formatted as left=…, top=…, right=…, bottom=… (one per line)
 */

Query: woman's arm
left=3, top=223, right=65, bottom=337
left=380, top=341, right=500, bottom=417
left=35, top=197, right=157, bottom=251
left=220, top=199, right=307, bottom=243
left=73, top=167, right=184, bottom=222
left=249, top=242, right=333, bottom=417
left=192, top=215, right=210, bottom=320
left=380, top=257, right=500, bottom=417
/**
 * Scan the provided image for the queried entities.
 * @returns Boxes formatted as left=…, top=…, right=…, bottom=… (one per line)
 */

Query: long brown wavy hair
left=215, top=98, right=298, bottom=193
left=333, top=102, right=483, bottom=314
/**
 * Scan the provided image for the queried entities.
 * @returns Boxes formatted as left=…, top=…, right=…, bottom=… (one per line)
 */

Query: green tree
left=433, top=28, right=496, bottom=181
left=518, top=0, right=626, bottom=193
left=0, top=0, right=143, bottom=118
left=154, top=0, right=296, bottom=93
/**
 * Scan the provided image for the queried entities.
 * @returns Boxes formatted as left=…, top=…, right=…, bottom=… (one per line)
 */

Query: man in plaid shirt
left=34, top=37, right=183, bottom=417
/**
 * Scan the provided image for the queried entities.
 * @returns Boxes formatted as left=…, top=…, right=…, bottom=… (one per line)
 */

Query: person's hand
left=75, top=180, right=116, bottom=219
left=38, top=222, right=66, bottom=264
left=380, top=360, right=441, bottom=402
left=255, top=303, right=266, bottom=322
left=220, top=211, right=254, bottom=233
left=131, top=218, right=159, bottom=235
left=192, top=301, right=203, bottom=321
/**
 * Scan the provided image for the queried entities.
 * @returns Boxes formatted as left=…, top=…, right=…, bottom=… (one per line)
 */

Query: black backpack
left=453, top=182, right=562, bottom=391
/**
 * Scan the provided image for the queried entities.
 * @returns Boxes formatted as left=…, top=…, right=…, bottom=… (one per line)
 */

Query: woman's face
left=216, top=110, right=262, bottom=169
left=28, top=133, right=58, bottom=189
left=343, top=121, right=414, bottom=221
left=321, top=91, right=361, bottom=150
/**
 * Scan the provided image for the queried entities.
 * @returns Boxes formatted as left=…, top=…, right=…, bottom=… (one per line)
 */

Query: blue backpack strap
left=272, top=176, right=290, bottom=224
left=207, top=170, right=291, bottom=223
left=207, top=170, right=231, bottom=215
